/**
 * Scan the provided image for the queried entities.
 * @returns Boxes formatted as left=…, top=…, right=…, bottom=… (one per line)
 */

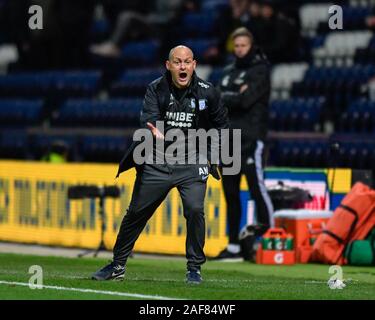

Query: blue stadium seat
left=81, top=135, right=129, bottom=163
left=90, top=18, right=110, bottom=39
left=180, top=39, right=218, bottom=62
left=0, top=130, right=30, bottom=159
left=338, top=99, right=375, bottom=133
left=180, top=12, right=218, bottom=37
left=0, top=71, right=101, bottom=98
left=110, top=68, right=163, bottom=97
left=53, top=99, right=143, bottom=127
left=275, top=139, right=329, bottom=168
left=121, top=40, right=161, bottom=65
left=201, top=0, right=229, bottom=12
left=269, top=97, right=324, bottom=132
left=0, top=99, right=43, bottom=127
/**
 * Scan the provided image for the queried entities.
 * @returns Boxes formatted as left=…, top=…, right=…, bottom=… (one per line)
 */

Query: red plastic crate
left=256, top=228, right=296, bottom=265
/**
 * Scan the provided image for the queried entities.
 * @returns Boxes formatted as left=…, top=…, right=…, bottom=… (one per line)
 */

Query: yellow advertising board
left=0, top=161, right=228, bottom=256
left=0, top=161, right=353, bottom=257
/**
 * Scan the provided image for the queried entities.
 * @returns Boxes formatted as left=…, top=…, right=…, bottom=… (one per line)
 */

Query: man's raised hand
left=147, top=122, right=165, bottom=139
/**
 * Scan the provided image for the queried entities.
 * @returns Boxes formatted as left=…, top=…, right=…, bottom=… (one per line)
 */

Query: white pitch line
left=0, top=280, right=184, bottom=300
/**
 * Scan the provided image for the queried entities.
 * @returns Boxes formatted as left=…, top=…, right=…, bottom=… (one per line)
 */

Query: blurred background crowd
left=0, top=0, right=374, bottom=180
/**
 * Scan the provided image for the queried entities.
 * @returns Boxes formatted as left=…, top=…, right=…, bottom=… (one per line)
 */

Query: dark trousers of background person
left=113, top=163, right=208, bottom=271
left=221, top=140, right=274, bottom=246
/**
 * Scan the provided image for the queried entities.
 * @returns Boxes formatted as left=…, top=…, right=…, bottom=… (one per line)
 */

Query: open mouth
left=179, top=72, right=188, bottom=82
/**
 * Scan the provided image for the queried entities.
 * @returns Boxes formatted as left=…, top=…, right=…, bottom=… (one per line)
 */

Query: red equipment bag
left=310, top=182, right=375, bottom=265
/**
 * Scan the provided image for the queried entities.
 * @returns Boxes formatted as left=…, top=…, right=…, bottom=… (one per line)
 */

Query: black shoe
left=211, top=249, right=243, bottom=261
left=91, top=261, right=125, bottom=281
left=186, top=270, right=202, bottom=285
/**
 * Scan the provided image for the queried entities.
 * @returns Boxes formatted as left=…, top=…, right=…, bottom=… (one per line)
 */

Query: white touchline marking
left=0, top=280, right=185, bottom=300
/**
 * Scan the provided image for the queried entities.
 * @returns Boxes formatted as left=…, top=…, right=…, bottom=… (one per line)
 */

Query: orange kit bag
left=310, top=182, right=375, bottom=265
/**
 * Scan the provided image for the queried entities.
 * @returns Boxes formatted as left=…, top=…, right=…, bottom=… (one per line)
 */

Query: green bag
left=344, top=228, right=375, bottom=266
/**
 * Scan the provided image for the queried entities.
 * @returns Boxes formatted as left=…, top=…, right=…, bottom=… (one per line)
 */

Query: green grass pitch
left=0, top=252, right=374, bottom=300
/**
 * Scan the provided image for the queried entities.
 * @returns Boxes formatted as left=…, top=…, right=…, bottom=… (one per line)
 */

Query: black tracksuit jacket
left=217, top=46, right=274, bottom=247
left=219, top=46, right=271, bottom=151
left=112, top=71, right=229, bottom=270
left=116, top=71, right=229, bottom=176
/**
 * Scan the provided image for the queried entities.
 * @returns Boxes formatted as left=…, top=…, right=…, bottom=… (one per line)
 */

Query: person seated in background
left=203, top=0, right=251, bottom=65
left=1, top=0, right=96, bottom=70
left=41, top=140, right=69, bottom=163
left=247, top=0, right=300, bottom=64
left=90, top=0, right=198, bottom=58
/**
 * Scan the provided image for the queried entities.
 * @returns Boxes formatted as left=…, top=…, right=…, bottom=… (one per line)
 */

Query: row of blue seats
left=272, top=139, right=375, bottom=169
left=179, top=12, right=219, bottom=38
left=309, top=5, right=371, bottom=33
left=110, top=68, right=163, bottom=97
left=355, top=47, right=375, bottom=64
left=271, top=97, right=325, bottom=112
left=273, top=140, right=330, bottom=168
left=339, top=98, right=375, bottom=133
left=0, top=131, right=130, bottom=163
left=5, top=96, right=374, bottom=132
left=2, top=130, right=374, bottom=170
left=347, top=98, right=375, bottom=112
left=336, top=98, right=375, bottom=133
left=0, top=97, right=327, bottom=129
left=0, top=100, right=43, bottom=126
left=121, top=41, right=161, bottom=65
left=81, top=135, right=130, bottom=162
left=338, top=112, right=375, bottom=133
left=269, top=97, right=325, bottom=131
left=291, top=79, right=362, bottom=113
left=304, top=65, right=375, bottom=82
left=52, top=99, right=143, bottom=127
left=269, top=110, right=320, bottom=132
left=2, top=63, right=373, bottom=103
left=0, top=71, right=101, bottom=97
left=341, top=6, right=373, bottom=19
left=91, top=38, right=218, bottom=65
left=111, top=64, right=375, bottom=94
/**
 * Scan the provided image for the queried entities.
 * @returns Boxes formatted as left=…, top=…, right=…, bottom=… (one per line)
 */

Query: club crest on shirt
left=198, top=99, right=207, bottom=111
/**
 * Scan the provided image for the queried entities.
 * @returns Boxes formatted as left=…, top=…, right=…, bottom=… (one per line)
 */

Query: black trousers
left=113, top=163, right=208, bottom=271
left=221, top=140, right=274, bottom=245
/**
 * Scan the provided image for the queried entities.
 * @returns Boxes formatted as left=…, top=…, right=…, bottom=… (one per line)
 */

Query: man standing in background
left=213, top=27, right=274, bottom=261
